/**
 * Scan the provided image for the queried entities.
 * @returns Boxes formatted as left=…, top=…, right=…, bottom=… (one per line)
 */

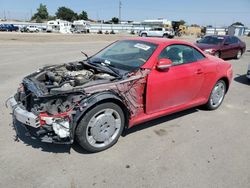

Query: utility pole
left=119, top=0, right=122, bottom=23
left=96, top=11, right=99, bottom=21
left=30, top=9, right=33, bottom=20
left=7, top=11, right=10, bottom=20
left=4, top=10, right=6, bottom=20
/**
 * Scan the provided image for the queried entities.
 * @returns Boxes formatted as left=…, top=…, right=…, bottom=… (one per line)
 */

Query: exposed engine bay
left=32, top=61, right=116, bottom=93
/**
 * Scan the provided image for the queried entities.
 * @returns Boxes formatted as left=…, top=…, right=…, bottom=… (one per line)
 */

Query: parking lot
left=0, top=32, right=249, bottom=188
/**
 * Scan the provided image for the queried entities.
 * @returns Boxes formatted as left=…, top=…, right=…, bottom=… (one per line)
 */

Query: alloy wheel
left=210, top=81, right=225, bottom=108
left=236, top=50, right=242, bottom=59
left=86, top=108, right=122, bottom=148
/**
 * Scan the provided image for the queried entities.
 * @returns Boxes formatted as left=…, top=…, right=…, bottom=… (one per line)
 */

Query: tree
left=111, top=17, right=119, bottom=24
left=190, top=24, right=200, bottom=27
left=78, top=11, right=88, bottom=20
left=231, top=22, right=244, bottom=26
left=31, top=3, right=49, bottom=21
left=48, top=15, right=56, bottom=21
left=55, top=7, right=78, bottom=22
left=35, top=16, right=42, bottom=23
left=179, top=19, right=186, bottom=25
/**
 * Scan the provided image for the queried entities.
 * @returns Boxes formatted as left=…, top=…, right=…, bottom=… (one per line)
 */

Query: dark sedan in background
left=195, top=35, right=246, bottom=59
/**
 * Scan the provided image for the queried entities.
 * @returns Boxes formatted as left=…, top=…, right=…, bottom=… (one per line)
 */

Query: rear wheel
left=141, top=33, right=147, bottom=37
left=236, top=49, right=242, bottom=59
left=205, top=80, right=226, bottom=110
left=76, top=102, right=125, bottom=152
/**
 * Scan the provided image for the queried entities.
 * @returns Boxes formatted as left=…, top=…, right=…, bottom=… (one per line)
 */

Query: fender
left=71, top=91, right=129, bottom=137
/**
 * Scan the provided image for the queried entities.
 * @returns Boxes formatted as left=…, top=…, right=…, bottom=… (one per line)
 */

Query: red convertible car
left=8, top=38, right=233, bottom=152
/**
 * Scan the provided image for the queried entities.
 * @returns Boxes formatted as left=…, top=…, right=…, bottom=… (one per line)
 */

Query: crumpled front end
left=7, top=61, right=150, bottom=144
left=7, top=86, right=85, bottom=144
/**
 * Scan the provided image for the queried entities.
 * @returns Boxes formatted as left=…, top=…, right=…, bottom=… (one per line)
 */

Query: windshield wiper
left=88, top=60, right=121, bottom=78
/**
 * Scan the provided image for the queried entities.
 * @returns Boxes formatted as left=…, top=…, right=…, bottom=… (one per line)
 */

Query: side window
left=159, top=44, right=204, bottom=65
left=225, top=37, right=232, bottom=44
left=231, top=37, right=239, bottom=44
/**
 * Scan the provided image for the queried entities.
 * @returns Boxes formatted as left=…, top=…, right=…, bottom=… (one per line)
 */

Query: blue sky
left=0, top=0, right=250, bottom=27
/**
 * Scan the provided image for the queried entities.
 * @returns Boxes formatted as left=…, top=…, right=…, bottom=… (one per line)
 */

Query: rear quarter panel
left=200, top=55, right=232, bottom=100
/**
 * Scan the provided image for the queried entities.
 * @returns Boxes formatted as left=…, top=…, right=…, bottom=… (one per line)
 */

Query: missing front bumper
left=7, top=96, right=72, bottom=144
left=7, top=96, right=40, bottom=128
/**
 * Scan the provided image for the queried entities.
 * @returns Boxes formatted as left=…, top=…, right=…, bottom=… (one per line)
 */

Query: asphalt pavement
left=0, top=33, right=249, bottom=188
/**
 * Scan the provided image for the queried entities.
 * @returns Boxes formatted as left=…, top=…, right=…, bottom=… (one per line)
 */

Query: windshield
left=199, top=36, right=224, bottom=45
left=89, top=40, right=158, bottom=71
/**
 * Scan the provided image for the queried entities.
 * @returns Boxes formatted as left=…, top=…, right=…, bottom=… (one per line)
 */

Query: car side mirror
left=156, top=58, right=172, bottom=71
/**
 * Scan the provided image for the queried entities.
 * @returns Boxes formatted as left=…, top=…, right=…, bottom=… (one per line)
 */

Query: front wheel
left=76, top=102, right=125, bottom=152
left=163, top=34, right=169, bottom=38
left=205, top=80, right=226, bottom=110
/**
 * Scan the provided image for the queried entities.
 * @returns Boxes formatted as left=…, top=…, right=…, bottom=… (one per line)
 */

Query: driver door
left=221, top=37, right=233, bottom=58
left=146, top=44, right=205, bottom=114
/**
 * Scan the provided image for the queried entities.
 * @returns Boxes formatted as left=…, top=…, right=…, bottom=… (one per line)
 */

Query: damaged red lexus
left=7, top=38, right=233, bottom=152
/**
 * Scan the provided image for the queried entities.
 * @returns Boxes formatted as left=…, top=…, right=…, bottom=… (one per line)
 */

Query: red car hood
left=195, top=43, right=220, bottom=50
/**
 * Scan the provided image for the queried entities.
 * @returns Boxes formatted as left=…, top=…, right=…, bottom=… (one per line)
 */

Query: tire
left=163, top=34, right=168, bottom=38
left=214, top=51, right=220, bottom=58
left=204, top=80, right=226, bottom=110
left=76, top=102, right=125, bottom=152
left=235, top=49, right=242, bottom=59
left=141, top=33, right=147, bottom=37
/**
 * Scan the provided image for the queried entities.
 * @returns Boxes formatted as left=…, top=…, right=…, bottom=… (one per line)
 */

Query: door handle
left=195, top=69, right=203, bottom=74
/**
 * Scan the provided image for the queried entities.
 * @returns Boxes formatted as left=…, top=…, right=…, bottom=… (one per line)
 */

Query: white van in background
left=46, top=19, right=72, bottom=34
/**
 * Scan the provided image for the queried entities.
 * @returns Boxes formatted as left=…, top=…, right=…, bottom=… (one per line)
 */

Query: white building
left=206, top=27, right=227, bottom=35
left=228, top=25, right=246, bottom=36
left=141, top=19, right=172, bottom=27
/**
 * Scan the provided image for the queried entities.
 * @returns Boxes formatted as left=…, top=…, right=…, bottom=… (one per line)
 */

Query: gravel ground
left=0, top=32, right=249, bottom=188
